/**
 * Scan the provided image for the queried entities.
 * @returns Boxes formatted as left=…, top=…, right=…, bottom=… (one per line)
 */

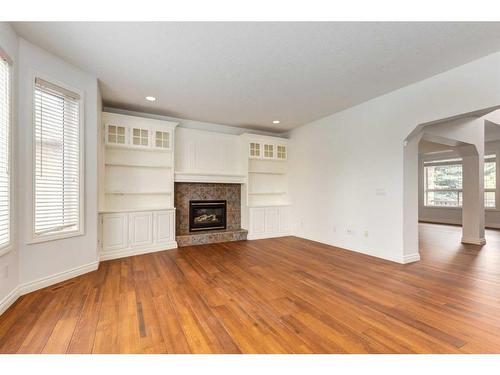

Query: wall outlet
left=364, top=230, right=369, bottom=238
left=332, top=226, right=337, bottom=233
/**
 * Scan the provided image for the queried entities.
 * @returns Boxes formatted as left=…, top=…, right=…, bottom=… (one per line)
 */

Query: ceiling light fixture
left=273, top=120, right=280, bottom=124
left=145, top=96, right=156, bottom=102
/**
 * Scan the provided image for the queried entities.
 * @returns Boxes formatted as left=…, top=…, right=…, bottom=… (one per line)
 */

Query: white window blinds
left=0, top=55, right=11, bottom=248
left=34, top=78, right=81, bottom=237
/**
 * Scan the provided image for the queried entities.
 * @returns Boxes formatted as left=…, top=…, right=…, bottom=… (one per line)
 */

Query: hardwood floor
left=2, top=223, right=500, bottom=353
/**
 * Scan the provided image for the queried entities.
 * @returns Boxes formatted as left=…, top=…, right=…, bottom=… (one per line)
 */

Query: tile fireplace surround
left=174, top=182, right=248, bottom=246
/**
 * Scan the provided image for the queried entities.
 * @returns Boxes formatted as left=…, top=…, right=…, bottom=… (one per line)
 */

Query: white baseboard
left=2, top=241, right=179, bottom=316
left=18, top=261, right=100, bottom=296
left=401, top=253, right=421, bottom=264
left=294, top=234, right=420, bottom=264
left=461, top=237, right=486, bottom=245
left=0, top=287, right=20, bottom=315
left=99, top=241, right=178, bottom=261
left=1, top=260, right=100, bottom=316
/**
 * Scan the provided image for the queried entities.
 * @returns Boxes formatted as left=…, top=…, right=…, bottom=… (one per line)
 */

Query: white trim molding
left=174, top=171, right=246, bottom=184
left=99, top=241, right=177, bottom=261
left=401, top=253, right=421, bottom=264
left=0, top=287, right=20, bottom=316
left=18, top=261, right=99, bottom=296
left=461, top=237, right=486, bottom=245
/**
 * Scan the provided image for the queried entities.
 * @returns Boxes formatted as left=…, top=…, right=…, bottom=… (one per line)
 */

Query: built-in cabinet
left=241, top=134, right=292, bottom=239
left=247, top=206, right=292, bottom=239
left=249, top=140, right=287, bottom=160
left=100, top=209, right=176, bottom=260
left=99, top=112, right=178, bottom=260
left=98, top=112, right=293, bottom=256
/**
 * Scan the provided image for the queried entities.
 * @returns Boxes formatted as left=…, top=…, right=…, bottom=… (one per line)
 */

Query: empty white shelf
left=105, top=162, right=172, bottom=169
left=248, top=192, right=287, bottom=195
left=105, top=191, right=172, bottom=195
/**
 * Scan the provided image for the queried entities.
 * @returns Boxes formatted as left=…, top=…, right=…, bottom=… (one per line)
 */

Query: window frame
left=30, top=72, right=85, bottom=244
left=423, top=154, right=497, bottom=210
left=0, top=48, right=13, bottom=256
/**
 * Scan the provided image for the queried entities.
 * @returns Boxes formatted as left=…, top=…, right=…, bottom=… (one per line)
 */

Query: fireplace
left=189, top=200, right=227, bottom=232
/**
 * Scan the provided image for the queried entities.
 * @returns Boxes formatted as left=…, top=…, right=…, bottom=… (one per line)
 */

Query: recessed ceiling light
left=273, top=120, right=280, bottom=124
left=145, top=96, right=156, bottom=102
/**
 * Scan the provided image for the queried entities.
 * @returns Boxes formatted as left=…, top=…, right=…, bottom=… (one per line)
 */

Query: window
left=132, top=127, right=149, bottom=146
left=155, top=130, right=170, bottom=149
left=0, top=52, right=11, bottom=249
left=424, top=158, right=463, bottom=207
left=423, top=155, right=496, bottom=208
left=484, top=155, right=496, bottom=208
left=34, top=77, right=82, bottom=240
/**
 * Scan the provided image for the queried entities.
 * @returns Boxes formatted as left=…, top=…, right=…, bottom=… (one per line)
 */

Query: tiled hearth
left=175, top=182, right=248, bottom=246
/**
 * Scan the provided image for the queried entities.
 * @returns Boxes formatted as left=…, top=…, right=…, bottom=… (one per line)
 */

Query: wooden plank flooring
left=1, top=223, right=500, bottom=353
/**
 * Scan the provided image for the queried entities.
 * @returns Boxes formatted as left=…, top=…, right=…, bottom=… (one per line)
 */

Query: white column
left=402, top=133, right=421, bottom=263
left=461, top=146, right=485, bottom=245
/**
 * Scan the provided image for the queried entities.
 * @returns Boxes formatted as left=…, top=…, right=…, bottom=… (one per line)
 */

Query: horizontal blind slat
left=0, top=58, right=10, bottom=247
left=34, top=78, right=81, bottom=236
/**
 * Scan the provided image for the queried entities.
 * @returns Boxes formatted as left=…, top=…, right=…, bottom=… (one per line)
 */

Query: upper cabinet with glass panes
left=103, top=113, right=176, bottom=151
left=132, top=127, right=150, bottom=147
left=155, top=130, right=171, bottom=150
left=276, top=145, right=287, bottom=160
left=106, top=124, right=127, bottom=145
left=249, top=142, right=261, bottom=158
left=247, top=139, right=287, bottom=161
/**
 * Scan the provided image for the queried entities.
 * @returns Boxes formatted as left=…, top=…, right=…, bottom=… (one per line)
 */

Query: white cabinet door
left=279, top=206, right=291, bottom=233
left=129, top=212, right=153, bottom=248
left=265, top=207, right=279, bottom=233
left=250, top=208, right=266, bottom=235
left=102, top=213, right=128, bottom=251
left=154, top=210, right=174, bottom=244
left=276, top=144, right=287, bottom=160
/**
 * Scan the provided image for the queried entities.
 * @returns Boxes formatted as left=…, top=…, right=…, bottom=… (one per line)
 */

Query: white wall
left=17, top=38, right=100, bottom=289
left=289, top=51, right=500, bottom=263
left=0, top=23, right=19, bottom=313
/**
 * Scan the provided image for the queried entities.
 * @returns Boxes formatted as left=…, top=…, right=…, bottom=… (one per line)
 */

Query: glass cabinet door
left=107, top=125, right=126, bottom=144
left=263, top=143, right=274, bottom=159
left=155, top=130, right=171, bottom=149
left=132, top=128, right=149, bottom=146
left=249, top=142, right=261, bottom=158
left=277, top=145, right=287, bottom=160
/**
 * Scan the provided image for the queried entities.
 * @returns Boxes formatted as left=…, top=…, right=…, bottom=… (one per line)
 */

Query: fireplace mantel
left=174, top=171, right=246, bottom=184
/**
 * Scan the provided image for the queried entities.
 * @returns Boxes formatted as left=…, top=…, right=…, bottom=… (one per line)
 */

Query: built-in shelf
left=247, top=203, right=291, bottom=208
left=105, top=162, right=172, bottom=169
left=248, top=171, right=285, bottom=175
left=105, top=144, right=171, bottom=153
left=248, top=192, right=287, bottom=195
left=105, top=191, right=172, bottom=195
left=99, top=206, right=175, bottom=213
